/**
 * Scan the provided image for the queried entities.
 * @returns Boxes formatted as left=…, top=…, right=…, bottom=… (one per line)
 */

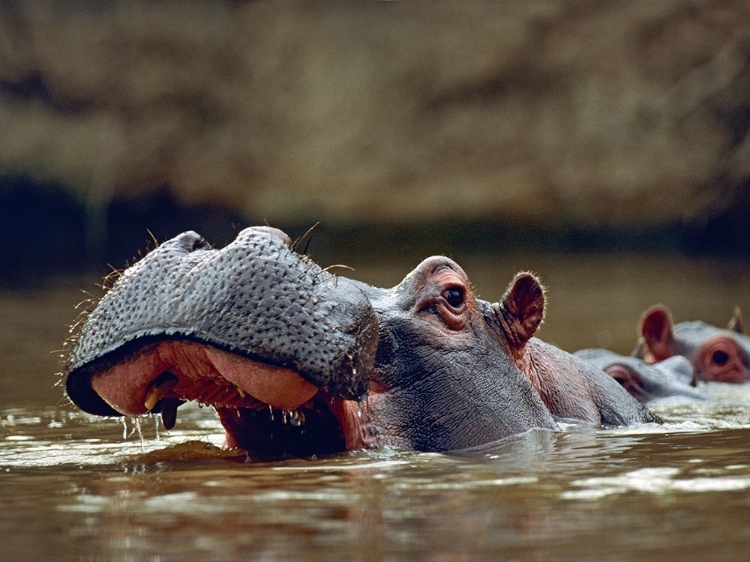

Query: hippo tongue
left=88, top=340, right=319, bottom=417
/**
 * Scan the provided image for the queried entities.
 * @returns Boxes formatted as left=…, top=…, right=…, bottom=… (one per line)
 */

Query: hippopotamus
left=574, top=349, right=707, bottom=403
left=635, top=305, right=750, bottom=384
left=64, top=227, right=658, bottom=455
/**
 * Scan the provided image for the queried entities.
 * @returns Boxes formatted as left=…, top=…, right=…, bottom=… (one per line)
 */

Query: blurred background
left=1, top=0, right=749, bottom=404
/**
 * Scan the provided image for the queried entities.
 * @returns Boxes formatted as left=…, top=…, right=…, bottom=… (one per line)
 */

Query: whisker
left=146, top=228, right=160, bottom=249
left=323, top=264, right=356, bottom=273
left=292, top=222, right=320, bottom=254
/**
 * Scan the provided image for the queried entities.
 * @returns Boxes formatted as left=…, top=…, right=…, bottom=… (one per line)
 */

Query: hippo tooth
left=144, top=389, right=160, bottom=411
left=144, top=372, right=179, bottom=410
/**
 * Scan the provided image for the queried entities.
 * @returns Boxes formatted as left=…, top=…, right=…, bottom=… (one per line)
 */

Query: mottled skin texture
left=67, top=227, right=377, bottom=403
left=575, top=349, right=707, bottom=403
left=349, top=260, right=558, bottom=451
left=64, top=228, right=659, bottom=456
left=523, top=341, right=661, bottom=422
left=350, top=257, right=657, bottom=450
left=636, top=305, right=750, bottom=384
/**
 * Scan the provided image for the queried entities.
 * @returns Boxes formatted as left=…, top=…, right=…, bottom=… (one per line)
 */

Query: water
left=2, top=252, right=750, bottom=561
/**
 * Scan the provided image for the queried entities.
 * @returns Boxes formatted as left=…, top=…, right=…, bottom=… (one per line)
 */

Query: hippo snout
left=64, top=226, right=379, bottom=455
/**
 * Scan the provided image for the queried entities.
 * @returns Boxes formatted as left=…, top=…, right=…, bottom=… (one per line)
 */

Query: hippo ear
left=493, top=272, right=545, bottom=354
left=728, top=306, right=744, bottom=334
left=639, top=305, right=676, bottom=362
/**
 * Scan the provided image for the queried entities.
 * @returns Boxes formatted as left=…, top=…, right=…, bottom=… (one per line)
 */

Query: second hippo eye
left=711, top=350, right=729, bottom=366
left=442, top=287, right=464, bottom=309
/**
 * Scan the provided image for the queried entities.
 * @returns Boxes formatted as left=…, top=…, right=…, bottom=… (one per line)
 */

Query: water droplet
left=153, top=413, right=161, bottom=441
left=134, top=417, right=145, bottom=452
left=289, top=410, right=304, bottom=427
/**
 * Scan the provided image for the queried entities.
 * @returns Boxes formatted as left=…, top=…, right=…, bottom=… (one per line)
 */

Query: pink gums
left=89, top=340, right=319, bottom=416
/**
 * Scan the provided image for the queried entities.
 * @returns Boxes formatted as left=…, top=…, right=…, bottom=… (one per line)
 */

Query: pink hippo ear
left=639, top=305, right=676, bottom=362
left=493, top=272, right=545, bottom=355
left=728, top=306, right=744, bottom=335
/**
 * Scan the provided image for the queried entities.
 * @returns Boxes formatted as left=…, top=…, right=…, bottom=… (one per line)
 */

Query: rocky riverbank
left=2, top=1, right=749, bottom=278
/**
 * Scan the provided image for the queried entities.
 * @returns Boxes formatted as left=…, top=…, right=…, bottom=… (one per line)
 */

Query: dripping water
left=288, top=410, right=304, bottom=427
left=152, top=413, right=161, bottom=441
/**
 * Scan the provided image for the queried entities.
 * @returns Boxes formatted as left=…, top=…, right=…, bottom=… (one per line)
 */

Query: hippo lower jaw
left=66, top=338, right=373, bottom=456
left=217, top=397, right=370, bottom=455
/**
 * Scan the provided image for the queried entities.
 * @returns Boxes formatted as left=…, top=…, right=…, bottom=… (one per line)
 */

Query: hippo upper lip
left=64, top=228, right=377, bottom=402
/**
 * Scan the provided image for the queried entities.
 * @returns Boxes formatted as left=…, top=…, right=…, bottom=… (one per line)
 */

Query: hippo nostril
left=175, top=231, right=211, bottom=252
left=252, top=226, right=293, bottom=248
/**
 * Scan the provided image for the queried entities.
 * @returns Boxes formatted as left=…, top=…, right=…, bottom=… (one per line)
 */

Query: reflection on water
left=1, top=253, right=750, bottom=561
left=3, top=398, right=750, bottom=561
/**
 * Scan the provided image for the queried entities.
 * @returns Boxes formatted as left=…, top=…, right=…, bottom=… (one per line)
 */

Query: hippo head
left=637, top=305, right=750, bottom=384
left=65, top=241, right=558, bottom=455
left=574, top=349, right=706, bottom=403
left=351, top=256, right=557, bottom=451
left=64, top=227, right=379, bottom=456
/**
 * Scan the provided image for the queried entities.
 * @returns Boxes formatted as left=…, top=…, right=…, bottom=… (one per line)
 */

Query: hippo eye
left=442, top=287, right=464, bottom=309
left=711, top=350, right=729, bottom=366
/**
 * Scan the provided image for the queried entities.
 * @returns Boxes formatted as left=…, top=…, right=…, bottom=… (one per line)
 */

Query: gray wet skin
left=65, top=227, right=379, bottom=417
left=348, top=263, right=557, bottom=451
left=64, top=229, right=658, bottom=455
left=348, top=257, right=658, bottom=451
left=575, top=349, right=707, bottom=403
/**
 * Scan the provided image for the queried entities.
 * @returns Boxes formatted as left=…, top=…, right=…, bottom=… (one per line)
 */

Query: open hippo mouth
left=64, top=227, right=379, bottom=456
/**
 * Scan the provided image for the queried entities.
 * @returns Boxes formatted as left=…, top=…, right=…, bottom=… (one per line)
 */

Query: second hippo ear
left=492, top=272, right=545, bottom=354
left=728, top=306, right=744, bottom=334
left=639, top=305, right=676, bottom=362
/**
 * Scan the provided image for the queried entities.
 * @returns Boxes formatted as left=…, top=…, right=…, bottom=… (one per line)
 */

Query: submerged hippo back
left=65, top=227, right=377, bottom=407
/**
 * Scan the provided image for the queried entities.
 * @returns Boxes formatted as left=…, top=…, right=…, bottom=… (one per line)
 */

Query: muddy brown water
left=2, top=252, right=750, bottom=561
